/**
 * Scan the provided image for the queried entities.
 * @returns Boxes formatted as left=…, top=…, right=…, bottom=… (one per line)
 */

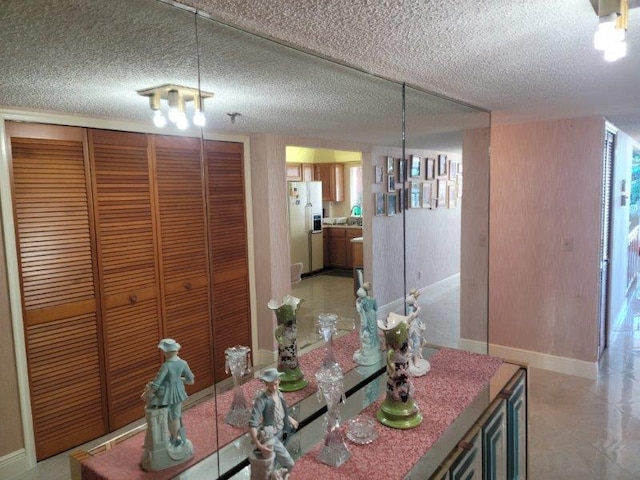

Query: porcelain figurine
left=353, top=282, right=382, bottom=366
left=140, top=338, right=195, bottom=471
left=376, top=313, right=422, bottom=429
left=269, top=295, right=308, bottom=391
left=405, top=288, right=431, bottom=376
left=248, top=368, right=299, bottom=480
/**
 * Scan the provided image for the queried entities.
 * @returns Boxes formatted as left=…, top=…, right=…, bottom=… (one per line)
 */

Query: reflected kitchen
left=286, top=147, right=363, bottom=280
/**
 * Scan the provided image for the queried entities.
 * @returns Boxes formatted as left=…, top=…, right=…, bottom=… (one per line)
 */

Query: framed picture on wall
left=375, top=165, right=383, bottom=184
left=397, top=158, right=405, bottom=183
left=447, top=182, right=457, bottom=209
left=386, top=193, right=397, bottom=216
left=410, top=182, right=421, bottom=208
left=437, top=154, right=447, bottom=176
left=449, top=161, right=457, bottom=180
left=457, top=174, right=463, bottom=198
left=386, top=156, right=394, bottom=174
left=398, top=188, right=404, bottom=212
left=374, top=192, right=386, bottom=215
left=422, top=181, right=434, bottom=208
left=410, top=155, right=421, bottom=178
left=425, top=158, right=435, bottom=180
left=437, top=178, right=447, bottom=205
left=387, top=174, right=395, bottom=192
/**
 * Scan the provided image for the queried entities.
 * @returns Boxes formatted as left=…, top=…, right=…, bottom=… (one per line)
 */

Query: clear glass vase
left=224, top=345, right=252, bottom=427
left=317, top=313, right=338, bottom=368
left=315, top=364, right=350, bottom=467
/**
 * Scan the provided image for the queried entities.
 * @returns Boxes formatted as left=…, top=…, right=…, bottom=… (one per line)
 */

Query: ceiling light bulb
left=153, top=110, right=167, bottom=128
left=193, top=110, right=206, bottom=127
left=176, top=115, right=189, bottom=130
left=604, top=41, right=627, bottom=61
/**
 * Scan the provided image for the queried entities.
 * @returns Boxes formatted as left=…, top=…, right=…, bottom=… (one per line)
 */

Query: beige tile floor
left=11, top=274, right=640, bottom=479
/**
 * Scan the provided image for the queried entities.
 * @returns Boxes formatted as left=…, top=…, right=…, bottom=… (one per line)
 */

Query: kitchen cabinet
left=328, top=228, right=347, bottom=267
left=314, top=163, right=344, bottom=201
left=286, top=163, right=314, bottom=181
left=324, top=227, right=362, bottom=269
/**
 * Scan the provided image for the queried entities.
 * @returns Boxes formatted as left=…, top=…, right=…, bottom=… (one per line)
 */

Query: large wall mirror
left=0, top=0, right=489, bottom=478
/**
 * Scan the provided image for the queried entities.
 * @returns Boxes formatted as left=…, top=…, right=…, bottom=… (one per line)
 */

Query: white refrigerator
left=288, top=181, right=323, bottom=275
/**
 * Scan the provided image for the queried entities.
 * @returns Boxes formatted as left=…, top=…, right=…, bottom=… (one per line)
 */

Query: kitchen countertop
left=322, top=224, right=362, bottom=229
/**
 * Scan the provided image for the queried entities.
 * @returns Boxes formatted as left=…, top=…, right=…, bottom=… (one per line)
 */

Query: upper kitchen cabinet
left=315, top=163, right=344, bottom=201
left=286, top=163, right=315, bottom=182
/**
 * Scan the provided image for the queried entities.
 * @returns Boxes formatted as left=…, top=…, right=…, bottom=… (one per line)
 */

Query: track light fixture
left=137, top=84, right=213, bottom=129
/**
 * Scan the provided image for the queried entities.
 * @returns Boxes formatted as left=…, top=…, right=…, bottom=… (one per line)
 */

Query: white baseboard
left=378, top=273, right=460, bottom=321
left=255, top=348, right=277, bottom=367
left=488, top=343, right=597, bottom=379
left=457, top=338, right=489, bottom=354
left=0, top=449, right=29, bottom=480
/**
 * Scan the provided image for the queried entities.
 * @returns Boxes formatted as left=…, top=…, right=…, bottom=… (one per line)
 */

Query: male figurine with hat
left=140, top=338, right=195, bottom=470
left=248, top=368, right=298, bottom=479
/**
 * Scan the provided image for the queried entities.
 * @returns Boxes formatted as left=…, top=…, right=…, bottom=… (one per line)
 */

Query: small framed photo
left=374, top=192, right=386, bottom=215
left=397, top=158, right=405, bottom=183
left=437, top=178, right=447, bottom=204
left=456, top=174, right=463, bottom=198
left=410, top=154, right=421, bottom=178
left=447, top=182, right=457, bottom=209
left=449, top=161, right=457, bottom=181
left=387, top=174, right=395, bottom=192
left=410, top=182, right=421, bottom=208
left=386, top=193, right=397, bottom=216
left=422, top=181, right=434, bottom=209
left=398, top=188, right=404, bottom=212
left=437, top=154, right=447, bottom=176
left=425, top=158, right=435, bottom=180
left=375, top=165, right=383, bottom=184
left=386, top=156, right=394, bottom=174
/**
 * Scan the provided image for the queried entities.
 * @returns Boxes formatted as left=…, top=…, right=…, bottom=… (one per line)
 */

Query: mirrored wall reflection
left=403, top=85, right=491, bottom=353
left=0, top=1, right=490, bottom=479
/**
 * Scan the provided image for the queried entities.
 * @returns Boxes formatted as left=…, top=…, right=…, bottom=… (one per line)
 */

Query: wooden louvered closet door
left=152, top=135, right=214, bottom=389
left=88, top=130, right=162, bottom=429
left=7, top=123, right=108, bottom=460
left=205, top=140, right=251, bottom=380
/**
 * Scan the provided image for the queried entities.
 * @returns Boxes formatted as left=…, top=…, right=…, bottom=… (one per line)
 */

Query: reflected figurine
left=353, top=282, right=382, bottom=366
left=405, top=288, right=430, bottom=376
left=248, top=368, right=299, bottom=480
left=140, top=338, right=195, bottom=471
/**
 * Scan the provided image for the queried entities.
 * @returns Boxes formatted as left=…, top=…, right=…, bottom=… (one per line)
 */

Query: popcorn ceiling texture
left=0, top=0, right=639, bottom=140
left=181, top=0, right=640, bottom=138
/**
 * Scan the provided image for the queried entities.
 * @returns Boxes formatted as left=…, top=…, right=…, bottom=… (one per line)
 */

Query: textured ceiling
left=0, top=0, right=638, bottom=148
left=179, top=0, right=640, bottom=142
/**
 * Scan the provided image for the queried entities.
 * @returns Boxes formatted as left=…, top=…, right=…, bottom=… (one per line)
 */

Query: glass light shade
left=153, top=110, right=167, bottom=128
left=604, top=40, right=627, bottom=61
left=193, top=110, right=206, bottom=127
left=176, top=114, right=189, bottom=130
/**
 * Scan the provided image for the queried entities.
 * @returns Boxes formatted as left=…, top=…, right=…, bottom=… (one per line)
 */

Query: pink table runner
left=292, top=348, right=503, bottom=480
left=82, top=329, right=362, bottom=480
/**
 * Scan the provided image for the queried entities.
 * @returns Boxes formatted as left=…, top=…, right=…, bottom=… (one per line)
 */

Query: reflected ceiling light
left=593, top=0, right=629, bottom=61
left=137, top=84, right=213, bottom=129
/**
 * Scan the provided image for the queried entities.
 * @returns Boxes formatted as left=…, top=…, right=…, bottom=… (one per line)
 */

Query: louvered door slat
left=206, top=140, right=251, bottom=380
left=154, top=135, right=213, bottom=389
left=89, top=129, right=161, bottom=429
left=8, top=124, right=107, bottom=460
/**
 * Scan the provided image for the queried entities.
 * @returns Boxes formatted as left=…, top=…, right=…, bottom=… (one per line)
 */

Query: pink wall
left=489, top=117, right=604, bottom=362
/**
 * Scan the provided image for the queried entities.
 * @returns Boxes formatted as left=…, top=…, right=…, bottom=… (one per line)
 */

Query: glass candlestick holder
left=224, top=345, right=252, bottom=427
left=315, top=363, right=351, bottom=468
left=317, top=313, right=338, bottom=368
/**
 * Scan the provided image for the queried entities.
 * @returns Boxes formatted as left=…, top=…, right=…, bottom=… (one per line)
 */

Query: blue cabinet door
left=483, top=399, right=507, bottom=480
left=507, top=370, right=527, bottom=479
left=450, top=429, right=483, bottom=480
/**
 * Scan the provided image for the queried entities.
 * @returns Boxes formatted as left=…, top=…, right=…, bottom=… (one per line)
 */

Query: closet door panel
left=206, top=140, right=250, bottom=380
left=153, top=135, right=213, bottom=389
left=89, top=129, right=161, bottom=429
left=8, top=123, right=107, bottom=460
